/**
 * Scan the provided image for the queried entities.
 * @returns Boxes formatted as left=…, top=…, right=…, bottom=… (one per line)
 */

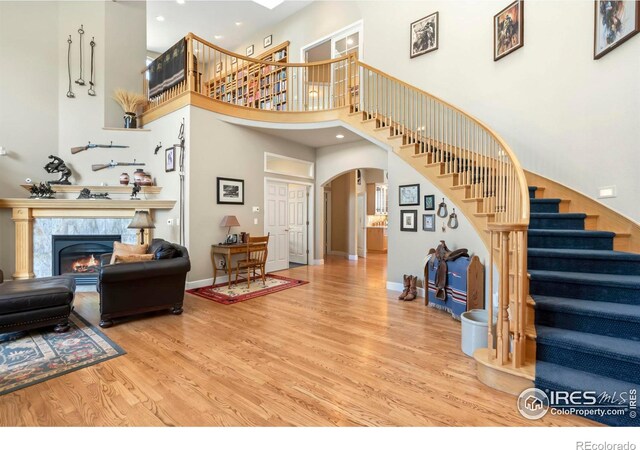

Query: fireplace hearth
left=52, top=235, right=121, bottom=285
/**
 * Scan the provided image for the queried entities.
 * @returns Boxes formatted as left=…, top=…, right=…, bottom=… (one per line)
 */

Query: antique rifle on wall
left=71, top=141, right=129, bottom=154
left=91, top=160, right=145, bottom=171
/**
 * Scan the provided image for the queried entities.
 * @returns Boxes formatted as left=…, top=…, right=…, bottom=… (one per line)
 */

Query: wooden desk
left=210, top=243, right=253, bottom=288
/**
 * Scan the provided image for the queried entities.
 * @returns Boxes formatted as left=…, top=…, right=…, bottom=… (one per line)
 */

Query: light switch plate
left=254, top=218, right=258, bottom=225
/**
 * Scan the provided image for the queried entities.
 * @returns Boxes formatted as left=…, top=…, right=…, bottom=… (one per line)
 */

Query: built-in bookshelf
left=208, top=41, right=289, bottom=111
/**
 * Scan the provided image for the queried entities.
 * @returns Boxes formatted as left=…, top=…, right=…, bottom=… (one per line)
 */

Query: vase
left=119, top=172, right=130, bottom=185
left=133, top=168, right=153, bottom=186
left=123, top=112, right=137, bottom=129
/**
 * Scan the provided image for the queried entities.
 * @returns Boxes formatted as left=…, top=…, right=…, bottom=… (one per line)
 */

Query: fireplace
left=52, top=235, right=121, bottom=285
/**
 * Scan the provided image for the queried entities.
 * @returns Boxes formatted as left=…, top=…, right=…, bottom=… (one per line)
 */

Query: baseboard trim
left=348, top=254, right=358, bottom=261
left=311, top=259, right=324, bottom=265
left=186, top=277, right=217, bottom=290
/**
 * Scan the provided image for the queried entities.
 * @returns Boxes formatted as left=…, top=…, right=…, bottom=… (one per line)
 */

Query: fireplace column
left=12, top=207, right=35, bottom=279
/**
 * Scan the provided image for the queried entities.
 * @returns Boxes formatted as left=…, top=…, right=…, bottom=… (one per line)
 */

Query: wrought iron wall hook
left=437, top=198, right=448, bottom=218
left=88, top=37, right=96, bottom=96
left=66, top=35, right=75, bottom=98
left=448, top=208, right=459, bottom=229
left=75, top=25, right=85, bottom=86
left=154, top=142, right=163, bottom=155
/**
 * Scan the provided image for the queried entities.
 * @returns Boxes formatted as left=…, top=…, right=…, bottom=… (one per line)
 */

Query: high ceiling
left=147, top=0, right=313, bottom=54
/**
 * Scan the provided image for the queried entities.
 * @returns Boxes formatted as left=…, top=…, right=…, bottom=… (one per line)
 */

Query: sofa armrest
left=99, top=257, right=191, bottom=284
left=100, top=254, right=113, bottom=267
left=0, top=269, right=3, bottom=284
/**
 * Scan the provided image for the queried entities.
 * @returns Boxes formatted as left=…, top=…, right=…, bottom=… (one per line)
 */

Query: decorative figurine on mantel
left=130, top=182, right=141, bottom=200
left=44, top=155, right=72, bottom=185
left=29, top=182, right=56, bottom=199
left=77, top=188, right=111, bottom=200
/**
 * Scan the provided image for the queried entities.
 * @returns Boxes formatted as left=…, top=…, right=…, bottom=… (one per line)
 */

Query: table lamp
left=220, top=215, right=240, bottom=242
left=128, top=210, right=155, bottom=245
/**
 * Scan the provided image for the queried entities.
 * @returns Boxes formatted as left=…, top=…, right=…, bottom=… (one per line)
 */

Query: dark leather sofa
left=98, top=239, right=190, bottom=328
left=0, top=269, right=75, bottom=334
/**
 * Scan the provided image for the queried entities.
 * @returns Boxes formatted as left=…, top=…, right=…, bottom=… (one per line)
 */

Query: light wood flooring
left=0, top=254, right=594, bottom=426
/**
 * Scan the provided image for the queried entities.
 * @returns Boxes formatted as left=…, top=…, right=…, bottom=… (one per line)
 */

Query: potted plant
left=112, top=89, right=146, bottom=129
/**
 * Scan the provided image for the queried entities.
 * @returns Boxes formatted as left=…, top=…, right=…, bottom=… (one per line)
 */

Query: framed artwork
left=400, top=210, right=418, bottom=232
left=165, top=147, right=175, bottom=172
left=410, top=12, right=439, bottom=58
left=494, top=0, right=524, bottom=61
left=264, top=34, right=273, bottom=48
left=422, top=214, right=436, bottom=232
left=217, top=177, right=245, bottom=205
left=424, top=194, right=435, bottom=210
left=594, top=0, right=640, bottom=59
left=246, top=45, right=254, bottom=57
left=399, top=184, right=420, bottom=206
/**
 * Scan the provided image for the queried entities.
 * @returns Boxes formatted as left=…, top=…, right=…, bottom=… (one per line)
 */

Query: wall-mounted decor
left=423, top=213, right=436, bottom=231
left=424, top=194, right=435, bottom=210
left=494, top=0, right=524, bottom=61
left=399, top=184, right=420, bottom=206
left=401, top=210, right=418, bottom=232
left=448, top=208, right=459, bottom=229
left=246, top=45, right=254, bottom=57
left=410, top=12, right=439, bottom=58
left=217, top=177, right=245, bottom=205
left=44, top=156, right=72, bottom=185
left=594, top=0, right=639, bottom=59
left=165, top=147, right=175, bottom=172
left=437, top=198, right=449, bottom=218
left=264, top=34, right=273, bottom=48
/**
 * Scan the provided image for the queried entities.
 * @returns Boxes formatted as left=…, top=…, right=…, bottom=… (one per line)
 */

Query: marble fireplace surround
left=0, top=199, right=176, bottom=279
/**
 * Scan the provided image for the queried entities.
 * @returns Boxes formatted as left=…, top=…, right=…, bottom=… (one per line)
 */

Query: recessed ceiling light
left=235, top=22, right=243, bottom=26
left=156, top=15, right=165, bottom=22
left=176, top=0, right=185, bottom=4
left=214, top=35, right=223, bottom=40
left=252, top=0, right=285, bottom=9
left=336, top=134, right=345, bottom=139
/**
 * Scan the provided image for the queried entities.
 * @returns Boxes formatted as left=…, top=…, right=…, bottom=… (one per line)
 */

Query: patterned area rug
left=187, top=274, right=308, bottom=305
left=0, top=312, right=125, bottom=396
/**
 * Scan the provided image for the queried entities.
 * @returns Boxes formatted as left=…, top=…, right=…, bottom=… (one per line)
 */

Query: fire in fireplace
left=52, top=235, right=121, bottom=285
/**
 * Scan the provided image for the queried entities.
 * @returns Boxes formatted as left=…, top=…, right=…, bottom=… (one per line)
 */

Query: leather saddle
left=427, top=240, right=469, bottom=300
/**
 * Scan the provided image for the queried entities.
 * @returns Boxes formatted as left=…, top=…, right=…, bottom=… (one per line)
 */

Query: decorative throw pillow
left=114, top=254, right=155, bottom=264
left=110, top=241, right=149, bottom=265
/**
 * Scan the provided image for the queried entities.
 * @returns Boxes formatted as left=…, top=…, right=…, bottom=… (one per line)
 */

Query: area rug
left=0, top=312, right=125, bottom=396
left=187, top=274, right=308, bottom=305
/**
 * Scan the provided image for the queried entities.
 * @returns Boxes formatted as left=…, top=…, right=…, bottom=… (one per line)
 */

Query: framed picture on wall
left=165, top=147, right=175, bottom=172
left=264, top=34, right=273, bottom=48
left=399, top=184, right=420, bottom=206
left=594, top=0, right=640, bottom=59
left=424, top=194, right=435, bottom=210
left=423, top=213, right=436, bottom=231
left=246, top=45, right=254, bottom=57
left=217, top=177, right=245, bottom=205
left=494, top=0, right=524, bottom=61
left=410, top=12, right=439, bottom=58
left=401, top=210, right=418, bottom=232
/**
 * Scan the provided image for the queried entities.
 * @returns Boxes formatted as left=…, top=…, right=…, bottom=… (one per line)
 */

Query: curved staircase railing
left=142, top=33, right=531, bottom=370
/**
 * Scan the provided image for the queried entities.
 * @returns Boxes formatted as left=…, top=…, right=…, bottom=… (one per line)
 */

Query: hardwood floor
left=0, top=254, right=594, bottom=426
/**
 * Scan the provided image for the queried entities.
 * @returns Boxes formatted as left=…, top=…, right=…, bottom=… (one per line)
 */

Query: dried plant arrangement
left=112, top=89, right=146, bottom=113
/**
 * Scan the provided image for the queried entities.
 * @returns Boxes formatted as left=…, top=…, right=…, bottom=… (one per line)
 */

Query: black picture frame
left=410, top=11, right=439, bottom=58
left=246, top=45, right=254, bottom=57
left=594, top=0, right=640, bottom=59
left=264, top=34, right=273, bottom=48
left=424, top=194, right=435, bottom=210
left=399, top=184, right=420, bottom=206
left=422, top=213, right=436, bottom=231
left=165, top=147, right=175, bottom=172
left=494, top=0, right=524, bottom=61
left=400, top=210, right=418, bottom=232
left=216, top=177, right=245, bottom=205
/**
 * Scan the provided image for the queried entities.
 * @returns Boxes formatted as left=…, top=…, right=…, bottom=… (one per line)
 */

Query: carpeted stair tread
left=535, top=361, right=640, bottom=427
left=528, top=248, right=640, bottom=261
left=534, top=296, right=640, bottom=323
left=535, top=326, right=640, bottom=364
left=528, top=186, right=538, bottom=198
left=529, top=270, right=640, bottom=288
left=530, top=213, right=587, bottom=219
left=528, top=229, right=615, bottom=238
left=530, top=198, right=561, bottom=204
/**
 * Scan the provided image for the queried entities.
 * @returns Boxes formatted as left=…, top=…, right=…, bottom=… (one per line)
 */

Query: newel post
left=187, top=34, right=196, bottom=93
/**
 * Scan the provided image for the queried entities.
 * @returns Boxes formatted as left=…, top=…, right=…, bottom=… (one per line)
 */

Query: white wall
left=238, top=0, right=640, bottom=221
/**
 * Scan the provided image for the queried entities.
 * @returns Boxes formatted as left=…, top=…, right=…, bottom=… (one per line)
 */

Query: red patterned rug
left=187, top=274, right=308, bottom=305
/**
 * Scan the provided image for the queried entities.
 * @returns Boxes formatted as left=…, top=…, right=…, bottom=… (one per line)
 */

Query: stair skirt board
left=527, top=185, right=640, bottom=427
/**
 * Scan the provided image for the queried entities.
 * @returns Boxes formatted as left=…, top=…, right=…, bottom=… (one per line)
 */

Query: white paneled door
left=265, top=181, right=289, bottom=272
left=288, top=184, right=308, bottom=264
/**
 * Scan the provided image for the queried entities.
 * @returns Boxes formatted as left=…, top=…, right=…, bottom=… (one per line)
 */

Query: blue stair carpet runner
left=528, top=186, right=640, bottom=426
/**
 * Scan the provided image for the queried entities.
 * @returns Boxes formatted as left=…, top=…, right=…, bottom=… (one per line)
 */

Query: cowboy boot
left=404, top=275, right=418, bottom=301
left=398, top=274, right=410, bottom=300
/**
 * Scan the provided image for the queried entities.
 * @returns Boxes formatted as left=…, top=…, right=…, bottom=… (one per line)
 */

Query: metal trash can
left=460, top=309, right=491, bottom=357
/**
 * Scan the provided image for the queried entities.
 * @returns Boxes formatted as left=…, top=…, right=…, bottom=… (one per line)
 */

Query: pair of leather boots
left=398, top=275, right=418, bottom=301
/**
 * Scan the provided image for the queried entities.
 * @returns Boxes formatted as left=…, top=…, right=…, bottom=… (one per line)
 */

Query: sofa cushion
left=149, top=240, right=178, bottom=260
left=110, top=241, right=148, bottom=264
left=0, top=276, right=75, bottom=315
left=114, top=254, right=155, bottom=264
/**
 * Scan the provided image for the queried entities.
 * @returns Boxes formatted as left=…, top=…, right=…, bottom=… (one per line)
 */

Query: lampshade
left=128, top=210, right=156, bottom=230
left=220, top=215, right=240, bottom=228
